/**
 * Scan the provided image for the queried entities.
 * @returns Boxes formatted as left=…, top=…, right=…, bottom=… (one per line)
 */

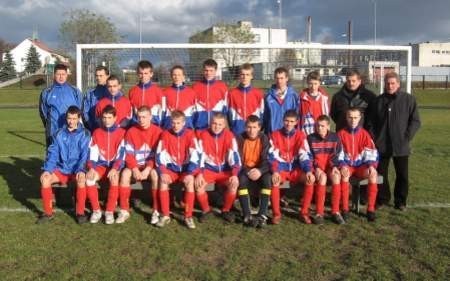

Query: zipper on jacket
left=207, top=82, right=210, bottom=126
left=177, top=134, right=181, bottom=172
left=215, top=134, right=221, bottom=173
left=107, top=129, right=110, bottom=167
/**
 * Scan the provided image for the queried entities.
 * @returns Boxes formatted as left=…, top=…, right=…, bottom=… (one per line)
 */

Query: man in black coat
left=330, top=69, right=377, bottom=131
left=368, top=72, right=421, bottom=210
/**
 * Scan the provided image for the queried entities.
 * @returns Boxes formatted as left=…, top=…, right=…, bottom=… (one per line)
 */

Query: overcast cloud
left=0, top=0, right=449, bottom=48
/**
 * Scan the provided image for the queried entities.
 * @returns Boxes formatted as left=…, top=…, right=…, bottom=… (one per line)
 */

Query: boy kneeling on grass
left=337, top=107, right=379, bottom=222
left=85, top=105, right=126, bottom=225
left=37, top=106, right=91, bottom=224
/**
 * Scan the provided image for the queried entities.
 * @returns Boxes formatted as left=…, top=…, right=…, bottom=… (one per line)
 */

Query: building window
left=254, top=34, right=261, bottom=43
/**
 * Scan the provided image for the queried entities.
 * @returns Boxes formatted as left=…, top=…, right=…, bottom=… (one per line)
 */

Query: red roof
left=29, top=38, right=53, bottom=53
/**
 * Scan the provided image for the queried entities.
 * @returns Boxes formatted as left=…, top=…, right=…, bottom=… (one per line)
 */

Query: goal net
left=76, top=43, right=412, bottom=94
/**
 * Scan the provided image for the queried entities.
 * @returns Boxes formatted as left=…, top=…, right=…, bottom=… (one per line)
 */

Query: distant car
left=321, top=75, right=344, bottom=86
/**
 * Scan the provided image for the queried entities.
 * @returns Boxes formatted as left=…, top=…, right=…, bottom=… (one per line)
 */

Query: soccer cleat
left=184, top=217, right=196, bottom=229
left=271, top=215, right=282, bottom=225
left=222, top=211, right=235, bottom=223
left=342, top=211, right=350, bottom=222
left=90, top=210, right=102, bottom=224
left=331, top=213, right=346, bottom=225
left=243, top=215, right=253, bottom=227
left=156, top=216, right=171, bottom=228
left=150, top=211, right=160, bottom=225
left=299, top=214, right=312, bottom=225
left=198, top=211, right=212, bottom=223
left=115, top=210, right=130, bottom=224
left=312, top=214, right=325, bottom=225
left=367, top=211, right=376, bottom=222
left=105, top=211, right=115, bottom=225
left=253, top=215, right=268, bottom=228
left=36, top=214, right=54, bottom=224
left=76, top=215, right=88, bottom=225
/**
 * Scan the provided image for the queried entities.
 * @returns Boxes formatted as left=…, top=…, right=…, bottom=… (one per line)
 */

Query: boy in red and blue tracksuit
left=307, top=115, right=345, bottom=224
left=337, top=107, right=379, bottom=222
left=228, top=63, right=264, bottom=136
left=268, top=110, right=315, bottom=225
left=155, top=110, right=200, bottom=228
left=299, top=71, right=330, bottom=135
left=82, top=66, right=109, bottom=131
left=118, top=106, right=163, bottom=224
left=192, top=59, right=228, bottom=130
left=263, top=67, right=299, bottom=134
left=37, top=106, right=90, bottom=224
left=195, top=113, right=242, bottom=223
left=162, top=65, right=196, bottom=130
left=95, top=75, right=132, bottom=128
left=39, top=64, right=82, bottom=147
left=128, top=60, right=164, bottom=127
left=85, top=105, right=126, bottom=224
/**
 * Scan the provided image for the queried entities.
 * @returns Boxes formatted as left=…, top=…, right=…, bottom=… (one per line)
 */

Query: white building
left=3, top=37, right=69, bottom=73
left=412, top=42, right=450, bottom=67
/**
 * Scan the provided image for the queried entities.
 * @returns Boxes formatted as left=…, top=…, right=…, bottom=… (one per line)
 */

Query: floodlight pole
left=277, top=0, right=282, bottom=28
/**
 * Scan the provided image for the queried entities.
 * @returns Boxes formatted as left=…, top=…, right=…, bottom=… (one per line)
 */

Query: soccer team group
left=37, top=58, right=420, bottom=229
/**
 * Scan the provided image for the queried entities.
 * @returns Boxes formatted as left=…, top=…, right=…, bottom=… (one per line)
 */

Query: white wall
left=8, top=39, right=55, bottom=73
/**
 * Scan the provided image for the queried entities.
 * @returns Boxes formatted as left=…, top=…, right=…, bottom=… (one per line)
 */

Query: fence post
left=422, top=75, right=425, bottom=90
left=446, top=75, right=448, bottom=89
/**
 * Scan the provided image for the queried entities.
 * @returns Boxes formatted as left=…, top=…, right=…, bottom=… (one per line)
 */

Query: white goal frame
left=76, top=43, right=412, bottom=93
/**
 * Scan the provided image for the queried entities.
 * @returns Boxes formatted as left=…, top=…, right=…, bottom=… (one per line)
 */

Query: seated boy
left=195, top=113, right=241, bottom=223
left=269, top=110, right=315, bottom=224
left=85, top=105, right=126, bottom=224
left=37, top=106, right=90, bottom=224
left=236, top=115, right=272, bottom=228
left=155, top=110, right=200, bottom=229
left=337, top=107, right=379, bottom=222
left=118, top=105, right=162, bottom=224
left=307, top=115, right=344, bottom=225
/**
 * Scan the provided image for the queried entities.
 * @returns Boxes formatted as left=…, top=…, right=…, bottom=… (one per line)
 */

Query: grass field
left=0, top=86, right=449, bottom=280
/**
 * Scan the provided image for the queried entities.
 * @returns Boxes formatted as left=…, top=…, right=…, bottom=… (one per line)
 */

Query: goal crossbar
left=76, top=43, right=412, bottom=92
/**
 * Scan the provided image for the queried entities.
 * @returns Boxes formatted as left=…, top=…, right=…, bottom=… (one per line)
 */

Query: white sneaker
left=184, top=217, right=196, bottom=229
left=156, top=216, right=171, bottom=228
left=150, top=211, right=160, bottom=225
left=90, top=210, right=102, bottom=224
left=115, top=210, right=130, bottom=224
left=105, top=211, right=115, bottom=225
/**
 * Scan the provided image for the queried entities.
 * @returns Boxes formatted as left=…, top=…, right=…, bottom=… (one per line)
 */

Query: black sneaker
left=342, top=211, right=350, bottom=222
left=332, top=213, right=346, bottom=225
left=198, top=211, right=211, bottom=223
left=222, top=211, right=235, bottom=223
left=253, top=215, right=268, bottom=228
left=367, top=211, right=376, bottom=222
left=76, top=215, right=88, bottom=224
left=312, top=214, right=324, bottom=225
left=394, top=204, right=407, bottom=211
left=36, top=214, right=54, bottom=224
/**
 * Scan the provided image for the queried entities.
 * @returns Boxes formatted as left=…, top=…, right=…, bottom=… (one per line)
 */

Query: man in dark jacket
left=368, top=72, right=420, bottom=210
left=330, top=69, right=376, bottom=131
left=236, top=115, right=272, bottom=227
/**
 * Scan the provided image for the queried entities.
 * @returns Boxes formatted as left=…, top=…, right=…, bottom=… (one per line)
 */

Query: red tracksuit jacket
left=156, top=128, right=200, bottom=175
left=124, top=124, right=162, bottom=169
left=192, top=79, right=228, bottom=130
left=228, top=85, right=264, bottom=135
left=337, top=126, right=378, bottom=168
left=95, top=92, right=132, bottom=128
left=87, top=125, right=126, bottom=170
left=162, top=84, right=196, bottom=129
left=128, top=82, right=164, bottom=126
left=299, top=88, right=330, bottom=135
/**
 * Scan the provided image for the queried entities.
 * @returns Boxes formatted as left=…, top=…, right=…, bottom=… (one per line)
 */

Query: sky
left=1, top=0, right=449, bottom=49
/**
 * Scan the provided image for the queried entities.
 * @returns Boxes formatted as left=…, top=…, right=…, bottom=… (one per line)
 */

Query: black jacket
left=330, top=85, right=376, bottom=131
left=236, top=132, right=271, bottom=175
left=368, top=91, right=421, bottom=156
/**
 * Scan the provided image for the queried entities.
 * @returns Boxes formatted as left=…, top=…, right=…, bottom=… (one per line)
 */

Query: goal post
left=76, top=43, right=412, bottom=94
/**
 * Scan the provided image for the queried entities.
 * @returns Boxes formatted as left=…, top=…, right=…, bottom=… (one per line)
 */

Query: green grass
left=0, top=89, right=449, bottom=280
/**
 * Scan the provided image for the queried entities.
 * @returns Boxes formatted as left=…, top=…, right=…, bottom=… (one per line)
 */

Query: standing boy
left=82, top=66, right=110, bottom=131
